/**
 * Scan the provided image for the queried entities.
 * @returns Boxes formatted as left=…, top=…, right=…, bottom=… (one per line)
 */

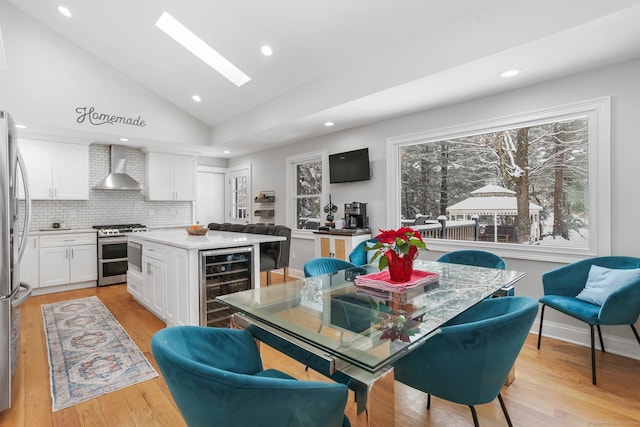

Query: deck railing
left=411, top=219, right=478, bottom=241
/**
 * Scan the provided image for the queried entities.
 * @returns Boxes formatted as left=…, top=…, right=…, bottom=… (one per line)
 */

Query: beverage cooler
left=200, top=246, right=254, bottom=327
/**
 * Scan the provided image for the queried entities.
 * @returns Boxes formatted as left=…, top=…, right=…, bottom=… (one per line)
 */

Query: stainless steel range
left=93, top=224, right=148, bottom=286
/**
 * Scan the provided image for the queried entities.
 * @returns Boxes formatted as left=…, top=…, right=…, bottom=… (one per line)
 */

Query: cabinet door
left=173, top=155, right=196, bottom=201
left=53, top=143, right=89, bottom=200
left=318, top=236, right=332, bottom=257
left=19, top=236, right=39, bottom=287
left=127, top=270, right=143, bottom=299
left=39, top=246, right=70, bottom=287
left=18, top=140, right=54, bottom=199
left=165, top=247, right=189, bottom=326
left=142, top=256, right=154, bottom=308
left=143, top=256, right=165, bottom=319
left=145, top=153, right=174, bottom=200
left=69, top=244, right=97, bottom=282
left=333, top=237, right=347, bottom=260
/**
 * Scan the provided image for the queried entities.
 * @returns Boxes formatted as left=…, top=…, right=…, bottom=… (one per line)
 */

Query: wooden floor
left=2, top=274, right=639, bottom=426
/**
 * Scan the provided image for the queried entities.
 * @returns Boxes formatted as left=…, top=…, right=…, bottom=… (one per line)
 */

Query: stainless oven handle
left=98, top=236, right=129, bottom=244
left=99, top=257, right=128, bottom=264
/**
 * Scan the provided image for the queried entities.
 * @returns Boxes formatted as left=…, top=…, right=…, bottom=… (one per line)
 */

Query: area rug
left=42, top=296, right=158, bottom=411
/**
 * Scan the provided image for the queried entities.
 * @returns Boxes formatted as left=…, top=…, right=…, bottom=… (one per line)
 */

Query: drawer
left=39, top=233, right=97, bottom=247
left=143, top=243, right=165, bottom=261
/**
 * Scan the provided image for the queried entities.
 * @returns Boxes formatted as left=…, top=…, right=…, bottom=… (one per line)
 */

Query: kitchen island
left=126, top=228, right=285, bottom=327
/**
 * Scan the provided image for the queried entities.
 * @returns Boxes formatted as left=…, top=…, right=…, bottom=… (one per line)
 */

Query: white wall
left=0, top=1, right=211, bottom=148
left=231, top=58, right=640, bottom=358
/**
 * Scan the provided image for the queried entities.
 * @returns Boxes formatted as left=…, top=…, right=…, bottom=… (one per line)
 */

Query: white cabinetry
left=313, top=233, right=371, bottom=261
left=142, top=243, right=166, bottom=319
left=145, top=152, right=196, bottom=201
left=38, top=233, right=97, bottom=287
left=18, top=139, right=89, bottom=200
left=19, top=235, right=39, bottom=287
left=165, top=246, right=190, bottom=326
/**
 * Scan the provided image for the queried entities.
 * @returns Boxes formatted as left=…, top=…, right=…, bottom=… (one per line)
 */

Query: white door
left=227, top=165, right=251, bottom=224
left=196, top=167, right=225, bottom=225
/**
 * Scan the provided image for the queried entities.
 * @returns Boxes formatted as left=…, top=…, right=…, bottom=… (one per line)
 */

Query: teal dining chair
left=538, top=256, right=640, bottom=385
left=348, top=238, right=378, bottom=266
left=304, top=257, right=357, bottom=277
left=437, top=249, right=506, bottom=270
left=151, top=326, right=351, bottom=427
left=392, top=296, right=538, bottom=427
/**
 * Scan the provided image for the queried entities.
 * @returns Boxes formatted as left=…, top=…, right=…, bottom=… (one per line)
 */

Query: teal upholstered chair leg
left=151, top=326, right=350, bottom=427
left=393, top=296, right=538, bottom=427
left=537, top=256, right=640, bottom=385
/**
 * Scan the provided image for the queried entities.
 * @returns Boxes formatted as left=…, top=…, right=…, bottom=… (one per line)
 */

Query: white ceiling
left=7, top=0, right=640, bottom=157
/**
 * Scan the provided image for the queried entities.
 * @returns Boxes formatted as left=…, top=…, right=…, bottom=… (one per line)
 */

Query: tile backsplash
left=25, top=144, right=193, bottom=231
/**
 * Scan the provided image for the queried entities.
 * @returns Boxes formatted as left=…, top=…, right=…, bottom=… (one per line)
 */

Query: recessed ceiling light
left=58, top=6, right=72, bottom=18
left=192, top=94, right=202, bottom=102
left=119, top=137, right=129, bottom=142
left=155, top=11, right=251, bottom=87
left=223, top=150, right=231, bottom=154
left=324, top=122, right=334, bottom=127
left=499, top=68, right=522, bottom=78
left=260, top=45, right=273, bottom=57
left=15, top=124, right=27, bottom=129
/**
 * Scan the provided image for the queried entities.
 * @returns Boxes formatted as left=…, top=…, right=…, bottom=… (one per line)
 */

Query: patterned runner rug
left=42, top=296, right=158, bottom=411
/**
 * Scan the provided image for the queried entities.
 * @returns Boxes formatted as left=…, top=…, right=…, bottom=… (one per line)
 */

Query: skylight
left=155, top=11, right=251, bottom=87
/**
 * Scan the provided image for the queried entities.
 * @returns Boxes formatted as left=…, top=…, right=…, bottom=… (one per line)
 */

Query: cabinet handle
left=65, top=248, right=69, bottom=258
left=49, top=188, right=53, bottom=198
left=54, top=188, right=58, bottom=198
left=33, top=239, right=36, bottom=249
left=71, top=248, right=74, bottom=258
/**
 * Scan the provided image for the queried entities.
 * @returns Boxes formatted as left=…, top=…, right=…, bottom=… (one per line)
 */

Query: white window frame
left=286, top=150, right=329, bottom=239
left=386, top=97, right=611, bottom=263
left=226, top=164, right=251, bottom=224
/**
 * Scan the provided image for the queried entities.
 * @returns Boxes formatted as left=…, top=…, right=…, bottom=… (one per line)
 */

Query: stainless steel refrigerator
left=0, top=111, right=32, bottom=412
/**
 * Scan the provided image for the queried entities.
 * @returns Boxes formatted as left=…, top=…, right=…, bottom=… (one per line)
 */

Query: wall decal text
left=76, top=106, right=147, bottom=127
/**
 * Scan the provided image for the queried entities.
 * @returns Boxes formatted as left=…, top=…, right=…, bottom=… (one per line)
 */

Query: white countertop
left=127, top=228, right=285, bottom=250
left=30, top=228, right=97, bottom=236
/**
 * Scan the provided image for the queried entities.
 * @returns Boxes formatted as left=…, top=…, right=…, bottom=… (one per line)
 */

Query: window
left=386, top=97, right=611, bottom=262
left=227, top=166, right=250, bottom=223
left=286, top=150, right=328, bottom=233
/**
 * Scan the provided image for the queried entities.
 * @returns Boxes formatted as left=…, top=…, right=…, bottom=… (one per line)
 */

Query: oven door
left=98, top=236, right=128, bottom=286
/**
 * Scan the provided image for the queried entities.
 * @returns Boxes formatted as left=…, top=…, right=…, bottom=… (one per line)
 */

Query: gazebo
left=446, top=184, right=542, bottom=242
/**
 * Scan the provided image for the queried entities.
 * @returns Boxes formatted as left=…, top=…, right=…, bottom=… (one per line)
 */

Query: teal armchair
left=152, top=326, right=350, bottom=427
left=348, top=238, right=378, bottom=266
left=392, top=296, right=538, bottom=427
left=304, top=257, right=357, bottom=277
left=538, top=256, right=640, bottom=384
left=437, top=249, right=506, bottom=270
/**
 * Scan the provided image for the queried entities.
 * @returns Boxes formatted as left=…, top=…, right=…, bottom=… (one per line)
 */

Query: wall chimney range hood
left=93, top=145, right=143, bottom=190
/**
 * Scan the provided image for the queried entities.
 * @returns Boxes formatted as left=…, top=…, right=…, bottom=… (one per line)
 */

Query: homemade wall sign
left=76, top=106, right=147, bottom=127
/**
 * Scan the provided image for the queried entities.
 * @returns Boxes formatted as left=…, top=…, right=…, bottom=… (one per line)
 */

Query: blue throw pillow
left=575, top=265, right=640, bottom=305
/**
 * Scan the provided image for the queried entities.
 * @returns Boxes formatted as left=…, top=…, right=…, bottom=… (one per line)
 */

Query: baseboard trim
left=32, top=281, right=97, bottom=296
left=533, top=318, right=640, bottom=360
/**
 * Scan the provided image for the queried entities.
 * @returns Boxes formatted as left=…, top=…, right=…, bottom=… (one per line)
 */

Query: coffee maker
left=344, top=202, right=369, bottom=229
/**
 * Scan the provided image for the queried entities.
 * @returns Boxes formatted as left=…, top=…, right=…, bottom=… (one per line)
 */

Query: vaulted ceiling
left=7, top=0, right=640, bottom=156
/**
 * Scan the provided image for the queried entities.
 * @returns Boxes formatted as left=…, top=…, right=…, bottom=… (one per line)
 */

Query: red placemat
left=355, top=269, right=440, bottom=293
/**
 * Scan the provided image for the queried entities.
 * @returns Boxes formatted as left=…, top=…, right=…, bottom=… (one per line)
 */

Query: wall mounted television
left=329, top=148, right=371, bottom=183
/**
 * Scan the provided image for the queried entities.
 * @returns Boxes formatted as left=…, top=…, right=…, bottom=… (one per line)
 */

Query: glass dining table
left=217, top=259, right=525, bottom=427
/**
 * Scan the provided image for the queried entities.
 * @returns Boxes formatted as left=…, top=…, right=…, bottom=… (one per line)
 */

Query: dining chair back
left=348, top=238, right=378, bottom=266
left=151, top=326, right=351, bottom=427
left=537, top=256, right=640, bottom=384
left=304, top=257, right=357, bottom=277
left=392, top=296, right=538, bottom=427
left=437, top=249, right=506, bottom=269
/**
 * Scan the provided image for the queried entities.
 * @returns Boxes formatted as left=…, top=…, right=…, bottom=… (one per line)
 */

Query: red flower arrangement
left=368, top=227, right=427, bottom=282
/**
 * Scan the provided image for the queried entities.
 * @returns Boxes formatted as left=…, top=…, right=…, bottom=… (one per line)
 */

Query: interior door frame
left=195, top=165, right=226, bottom=225
left=226, top=164, right=252, bottom=224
